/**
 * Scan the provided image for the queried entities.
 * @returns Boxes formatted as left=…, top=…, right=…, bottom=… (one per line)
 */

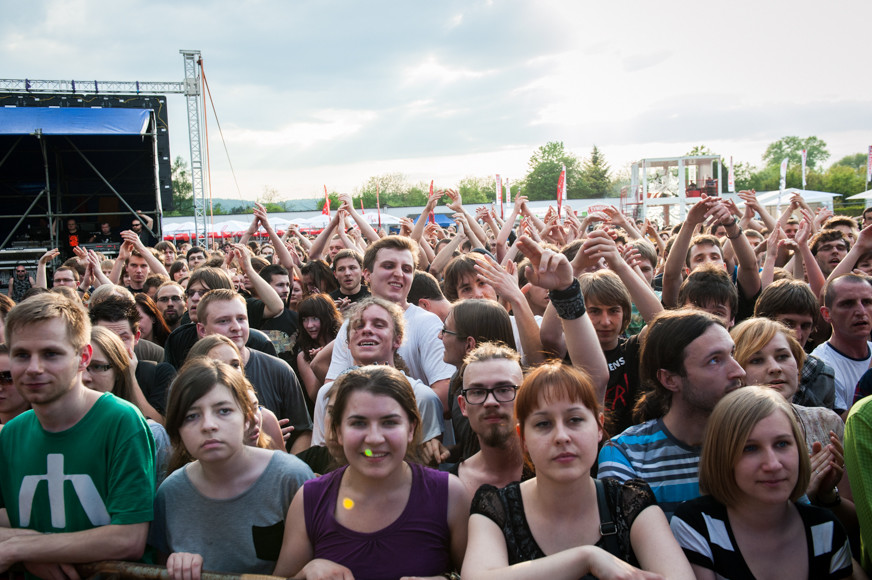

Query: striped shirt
left=597, top=418, right=701, bottom=520
left=671, top=495, right=852, bottom=579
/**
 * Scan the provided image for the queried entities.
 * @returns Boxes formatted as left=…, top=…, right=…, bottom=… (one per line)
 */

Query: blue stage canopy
left=0, top=107, right=151, bottom=135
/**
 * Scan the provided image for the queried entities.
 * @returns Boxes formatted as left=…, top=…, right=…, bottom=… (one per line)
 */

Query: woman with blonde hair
left=730, top=317, right=853, bottom=515
left=85, top=326, right=170, bottom=484
left=670, top=387, right=855, bottom=579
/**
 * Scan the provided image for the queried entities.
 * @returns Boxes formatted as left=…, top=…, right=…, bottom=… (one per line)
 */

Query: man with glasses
left=89, top=296, right=174, bottom=418
left=154, top=282, right=187, bottom=331
left=7, top=264, right=34, bottom=303
left=449, top=342, right=528, bottom=495
left=130, top=210, right=154, bottom=247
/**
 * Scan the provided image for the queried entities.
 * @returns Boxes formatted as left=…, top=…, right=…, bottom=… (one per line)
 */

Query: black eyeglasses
left=461, top=385, right=519, bottom=405
left=185, top=288, right=208, bottom=299
left=157, top=295, right=184, bottom=303
left=439, top=327, right=460, bottom=339
left=0, top=371, right=12, bottom=384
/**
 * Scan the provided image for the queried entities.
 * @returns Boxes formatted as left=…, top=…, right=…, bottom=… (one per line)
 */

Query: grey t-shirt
left=150, top=451, right=314, bottom=573
left=245, top=349, right=313, bottom=450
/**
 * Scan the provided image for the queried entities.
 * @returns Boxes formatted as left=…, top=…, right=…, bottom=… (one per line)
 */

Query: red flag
left=557, top=164, right=566, bottom=218
left=360, top=199, right=365, bottom=214
left=429, top=180, right=436, bottom=224
left=322, top=185, right=330, bottom=216
left=376, top=184, right=381, bottom=229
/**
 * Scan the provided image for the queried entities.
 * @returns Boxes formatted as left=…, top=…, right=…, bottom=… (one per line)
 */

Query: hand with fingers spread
left=473, top=254, right=522, bottom=301
left=515, top=236, right=574, bottom=291
left=582, top=229, right=624, bottom=270
left=443, top=189, right=463, bottom=212
left=39, top=248, right=60, bottom=265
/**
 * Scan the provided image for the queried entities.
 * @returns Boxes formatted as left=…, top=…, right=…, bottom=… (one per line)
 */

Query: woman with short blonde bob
left=730, top=318, right=853, bottom=516
left=670, top=387, right=855, bottom=579
left=463, top=361, right=693, bottom=580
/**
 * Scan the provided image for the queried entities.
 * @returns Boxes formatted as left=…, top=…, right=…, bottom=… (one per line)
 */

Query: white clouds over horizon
left=1, top=0, right=869, bottom=200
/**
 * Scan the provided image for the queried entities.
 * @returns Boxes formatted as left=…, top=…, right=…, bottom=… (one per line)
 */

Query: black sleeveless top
left=471, top=477, right=656, bottom=579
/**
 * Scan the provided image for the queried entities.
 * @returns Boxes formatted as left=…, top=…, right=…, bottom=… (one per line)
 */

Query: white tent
left=752, top=188, right=840, bottom=211
left=847, top=190, right=872, bottom=201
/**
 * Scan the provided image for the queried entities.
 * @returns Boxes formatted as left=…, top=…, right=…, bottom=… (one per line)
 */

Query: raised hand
left=515, top=235, right=574, bottom=291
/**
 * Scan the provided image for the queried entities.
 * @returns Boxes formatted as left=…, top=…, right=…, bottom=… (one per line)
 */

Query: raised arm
left=517, top=236, right=608, bottom=402
left=603, top=206, right=643, bottom=240
left=473, top=256, right=545, bottom=366
left=307, top=211, right=343, bottom=260
left=710, top=200, right=761, bottom=299
left=795, top=217, right=827, bottom=299
left=338, top=193, right=380, bottom=243
left=121, top=230, right=169, bottom=277
left=411, top=189, right=442, bottom=243
left=429, top=232, right=467, bottom=280
left=36, top=249, right=60, bottom=289
left=829, top=222, right=872, bottom=282
left=233, top=244, right=283, bottom=319
left=738, top=189, right=777, bottom=233
left=662, top=196, right=715, bottom=308
left=445, top=189, right=489, bottom=249
left=588, top=230, right=663, bottom=323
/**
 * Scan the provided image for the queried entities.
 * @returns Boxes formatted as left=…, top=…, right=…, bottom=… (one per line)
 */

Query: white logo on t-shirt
left=18, top=454, right=110, bottom=528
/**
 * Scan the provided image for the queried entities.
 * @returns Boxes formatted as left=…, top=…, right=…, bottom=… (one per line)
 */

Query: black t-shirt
left=163, top=323, right=277, bottom=369
left=328, top=285, right=370, bottom=304
left=603, top=334, right=642, bottom=437
left=247, top=299, right=300, bottom=366
left=60, top=229, right=83, bottom=259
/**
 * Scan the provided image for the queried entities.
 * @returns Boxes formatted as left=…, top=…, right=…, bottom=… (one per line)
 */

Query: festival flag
left=322, top=185, right=330, bottom=216
left=376, top=184, right=381, bottom=229
left=557, top=164, right=566, bottom=218
left=502, top=178, right=508, bottom=219
left=779, top=158, right=788, bottom=191
left=728, top=156, right=736, bottom=193
left=429, top=180, right=436, bottom=224
left=495, top=174, right=503, bottom=220
left=801, top=149, right=807, bottom=189
left=867, top=146, right=872, bottom=184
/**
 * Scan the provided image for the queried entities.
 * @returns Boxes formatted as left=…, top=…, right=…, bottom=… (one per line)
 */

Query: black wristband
left=548, top=279, right=586, bottom=320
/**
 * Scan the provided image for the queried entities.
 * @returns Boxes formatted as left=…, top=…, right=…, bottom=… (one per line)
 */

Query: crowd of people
left=2, top=187, right=872, bottom=579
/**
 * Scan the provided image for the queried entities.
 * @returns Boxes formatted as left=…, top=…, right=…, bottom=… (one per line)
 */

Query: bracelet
left=725, top=221, right=743, bottom=240
left=548, top=279, right=586, bottom=320
left=76, top=287, right=86, bottom=293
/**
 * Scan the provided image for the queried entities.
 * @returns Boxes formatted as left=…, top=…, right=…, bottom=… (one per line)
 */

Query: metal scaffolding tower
left=0, top=49, right=208, bottom=243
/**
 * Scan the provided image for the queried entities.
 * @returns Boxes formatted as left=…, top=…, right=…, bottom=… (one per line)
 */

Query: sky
left=2, top=0, right=871, bottom=202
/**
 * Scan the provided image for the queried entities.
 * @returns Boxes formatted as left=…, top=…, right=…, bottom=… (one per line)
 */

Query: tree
left=458, top=176, right=498, bottom=205
left=580, top=145, right=612, bottom=197
left=833, top=153, right=868, bottom=171
left=762, top=136, right=829, bottom=170
left=167, top=156, right=194, bottom=216
left=258, top=185, right=282, bottom=206
left=523, top=141, right=585, bottom=201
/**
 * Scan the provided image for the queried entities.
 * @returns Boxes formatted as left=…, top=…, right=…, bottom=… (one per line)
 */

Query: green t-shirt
left=0, top=392, right=156, bottom=533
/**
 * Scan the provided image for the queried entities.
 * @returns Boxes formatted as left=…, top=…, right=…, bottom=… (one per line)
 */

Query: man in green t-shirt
left=0, top=293, right=155, bottom=577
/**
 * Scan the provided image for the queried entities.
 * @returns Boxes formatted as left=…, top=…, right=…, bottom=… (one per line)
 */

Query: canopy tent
left=413, top=213, right=455, bottom=228
left=847, top=190, right=872, bottom=201
left=752, top=188, right=841, bottom=209
left=0, top=103, right=163, bottom=251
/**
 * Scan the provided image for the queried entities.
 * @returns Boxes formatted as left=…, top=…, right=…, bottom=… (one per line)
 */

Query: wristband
left=548, top=279, right=586, bottom=320
left=726, top=225, right=743, bottom=240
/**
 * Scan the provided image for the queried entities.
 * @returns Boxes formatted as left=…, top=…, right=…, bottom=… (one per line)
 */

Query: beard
left=163, top=310, right=182, bottom=325
left=479, top=421, right=515, bottom=448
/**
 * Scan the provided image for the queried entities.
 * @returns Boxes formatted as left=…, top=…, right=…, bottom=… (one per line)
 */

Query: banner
left=779, top=158, right=788, bottom=191
left=322, top=185, right=330, bottom=216
left=495, top=174, right=503, bottom=220
left=867, top=146, right=872, bottom=183
left=428, top=180, right=435, bottom=224
left=376, top=184, right=381, bottom=229
left=360, top=199, right=365, bottom=214
left=557, top=164, right=566, bottom=218
left=801, top=149, right=807, bottom=189
left=728, top=156, right=735, bottom=193
left=502, top=178, right=508, bottom=219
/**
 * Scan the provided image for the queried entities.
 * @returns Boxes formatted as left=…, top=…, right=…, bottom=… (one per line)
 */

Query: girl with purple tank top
left=274, top=366, right=470, bottom=579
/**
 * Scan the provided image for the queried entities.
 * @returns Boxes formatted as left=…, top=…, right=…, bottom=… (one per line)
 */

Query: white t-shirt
left=810, top=340, right=872, bottom=412
left=326, top=303, right=456, bottom=386
left=311, top=372, right=444, bottom=446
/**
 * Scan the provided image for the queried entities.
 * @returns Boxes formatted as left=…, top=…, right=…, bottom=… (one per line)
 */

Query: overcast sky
left=3, top=0, right=870, bottom=201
